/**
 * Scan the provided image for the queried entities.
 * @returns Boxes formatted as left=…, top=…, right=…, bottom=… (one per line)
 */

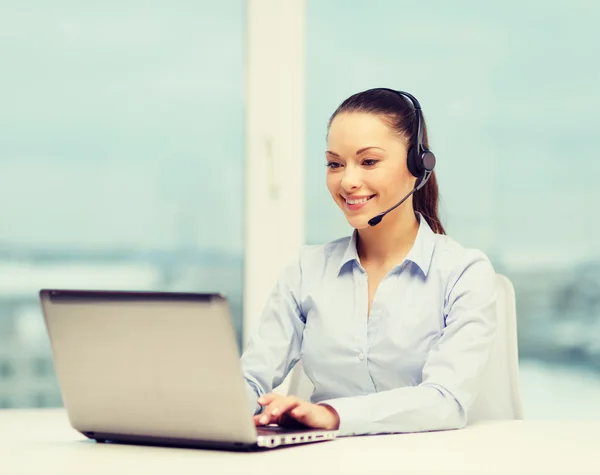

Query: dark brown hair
left=328, top=88, right=446, bottom=234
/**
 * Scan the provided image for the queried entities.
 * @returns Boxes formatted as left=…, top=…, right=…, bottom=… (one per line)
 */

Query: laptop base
left=84, top=431, right=258, bottom=452
left=83, top=429, right=335, bottom=451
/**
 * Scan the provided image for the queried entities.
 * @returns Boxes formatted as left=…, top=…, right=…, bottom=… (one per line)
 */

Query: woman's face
left=326, top=112, right=414, bottom=229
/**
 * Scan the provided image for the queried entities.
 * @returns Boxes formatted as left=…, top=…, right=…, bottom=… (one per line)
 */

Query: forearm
left=239, top=254, right=306, bottom=416
left=321, top=384, right=465, bottom=437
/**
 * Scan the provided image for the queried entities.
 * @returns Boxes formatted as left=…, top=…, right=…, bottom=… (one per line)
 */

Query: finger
left=254, top=414, right=267, bottom=426
left=289, top=403, right=314, bottom=425
left=255, top=394, right=283, bottom=425
left=257, top=393, right=279, bottom=407
left=277, top=402, right=312, bottom=429
left=255, top=411, right=281, bottom=426
left=291, top=404, right=311, bottom=419
left=255, top=409, right=276, bottom=426
left=270, top=397, right=301, bottom=419
left=260, top=397, right=300, bottom=426
left=288, top=403, right=326, bottom=429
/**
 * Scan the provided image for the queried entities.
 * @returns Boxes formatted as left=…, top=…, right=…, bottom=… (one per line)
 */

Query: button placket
left=353, top=264, right=369, bottom=365
left=367, top=272, right=392, bottom=346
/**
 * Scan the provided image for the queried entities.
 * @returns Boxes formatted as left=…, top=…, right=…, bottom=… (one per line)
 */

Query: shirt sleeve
left=320, top=251, right=498, bottom=436
left=240, top=253, right=306, bottom=415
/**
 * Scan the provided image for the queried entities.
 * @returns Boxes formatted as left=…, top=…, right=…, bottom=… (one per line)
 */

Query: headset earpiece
left=406, top=145, right=422, bottom=177
left=421, top=148, right=436, bottom=173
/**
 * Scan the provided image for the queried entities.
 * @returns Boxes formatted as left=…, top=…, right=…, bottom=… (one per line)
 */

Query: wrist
left=318, top=403, right=340, bottom=430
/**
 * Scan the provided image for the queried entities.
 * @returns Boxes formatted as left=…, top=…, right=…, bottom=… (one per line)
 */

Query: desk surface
left=1, top=409, right=598, bottom=475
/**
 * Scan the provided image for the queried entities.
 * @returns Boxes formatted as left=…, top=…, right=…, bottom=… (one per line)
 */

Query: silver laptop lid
left=40, top=289, right=257, bottom=445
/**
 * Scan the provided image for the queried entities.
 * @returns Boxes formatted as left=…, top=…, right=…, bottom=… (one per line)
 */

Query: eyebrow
left=325, top=146, right=386, bottom=157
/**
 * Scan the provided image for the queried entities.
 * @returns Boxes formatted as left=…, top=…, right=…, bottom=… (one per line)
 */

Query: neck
left=356, top=203, right=419, bottom=266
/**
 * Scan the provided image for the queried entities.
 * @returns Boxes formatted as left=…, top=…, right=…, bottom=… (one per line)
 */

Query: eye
left=326, top=162, right=342, bottom=169
left=362, top=159, right=378, bottom=166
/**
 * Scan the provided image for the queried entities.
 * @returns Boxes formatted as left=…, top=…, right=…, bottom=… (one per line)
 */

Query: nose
left=340, top=165, right=362, bottom=191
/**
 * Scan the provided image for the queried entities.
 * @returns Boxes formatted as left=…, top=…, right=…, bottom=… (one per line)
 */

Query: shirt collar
left=338, top=230, right=360, bottom=274
left=337, top=212, right=436, bottom=276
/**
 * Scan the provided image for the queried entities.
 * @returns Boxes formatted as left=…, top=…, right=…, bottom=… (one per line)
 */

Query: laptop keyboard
left=256, top=425, right=315, bottom=435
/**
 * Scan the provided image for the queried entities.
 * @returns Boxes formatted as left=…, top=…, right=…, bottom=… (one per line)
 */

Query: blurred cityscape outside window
left=0, top=2, right=245, bottom=409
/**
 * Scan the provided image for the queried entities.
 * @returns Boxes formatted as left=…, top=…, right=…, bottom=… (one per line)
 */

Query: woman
left=240, top=88, right=497, bottom=437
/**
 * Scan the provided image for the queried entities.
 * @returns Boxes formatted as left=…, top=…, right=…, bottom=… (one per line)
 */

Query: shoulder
left=298, top=236, right=350, bottom=268
left=430, top=233, right=496, bottom=295
left=278, top=235, right=351, bottom=288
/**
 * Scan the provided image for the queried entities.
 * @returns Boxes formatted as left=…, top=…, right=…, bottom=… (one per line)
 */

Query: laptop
left=39, top=289, right=338, bottom=450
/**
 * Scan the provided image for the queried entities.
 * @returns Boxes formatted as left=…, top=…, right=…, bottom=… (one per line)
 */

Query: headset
left=367, top=89, right=436, bottom=226
left=380, top=88, right=436, bottom=181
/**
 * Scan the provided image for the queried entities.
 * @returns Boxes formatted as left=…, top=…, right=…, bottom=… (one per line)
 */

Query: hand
left=254, top=393, right=340, bottom=431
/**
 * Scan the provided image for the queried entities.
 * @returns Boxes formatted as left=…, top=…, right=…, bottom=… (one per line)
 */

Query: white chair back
left=469, top=274, right=524, bottom=420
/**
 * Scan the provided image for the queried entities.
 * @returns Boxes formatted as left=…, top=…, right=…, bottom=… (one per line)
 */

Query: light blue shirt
left=241, top=214, right=497, bottom=437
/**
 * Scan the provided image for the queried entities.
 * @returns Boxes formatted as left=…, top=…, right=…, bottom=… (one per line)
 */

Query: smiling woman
left=240, top=87, right=498, bottom=437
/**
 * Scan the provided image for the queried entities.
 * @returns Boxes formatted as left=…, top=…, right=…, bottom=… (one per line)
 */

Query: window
left=305, top=0, right=600, bottom=418
left=32, top=358, right=55, bottom=379
left=0, top=2, right=245, bottom=408
left=0, top=361, right=15, bottom=380
left=32, top=393, right=49, bottom=408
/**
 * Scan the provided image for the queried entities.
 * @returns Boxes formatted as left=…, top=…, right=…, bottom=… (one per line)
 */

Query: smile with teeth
left=345, top=195, right=375, bottom=205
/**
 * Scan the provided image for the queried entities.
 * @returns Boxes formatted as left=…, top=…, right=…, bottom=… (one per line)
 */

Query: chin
left=344, top=214, right=371, bottom=230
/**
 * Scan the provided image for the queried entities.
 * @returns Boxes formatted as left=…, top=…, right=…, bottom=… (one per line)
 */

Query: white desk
left=1, top=409, right=598, bottom=475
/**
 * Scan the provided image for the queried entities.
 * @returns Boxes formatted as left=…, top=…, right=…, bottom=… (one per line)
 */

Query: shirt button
left=358, top=352, right=364, bottom=361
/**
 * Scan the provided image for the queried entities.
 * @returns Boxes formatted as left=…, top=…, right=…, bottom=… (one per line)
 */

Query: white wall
left=244, top=0, right=305, bottom=341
